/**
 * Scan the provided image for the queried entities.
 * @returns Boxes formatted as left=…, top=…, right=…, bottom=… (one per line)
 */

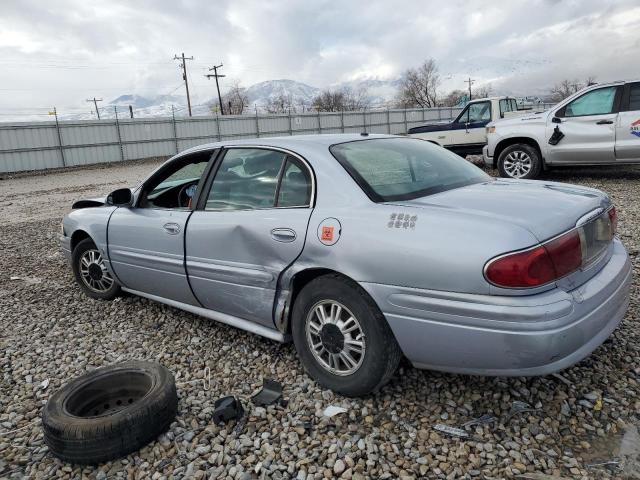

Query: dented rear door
left=185, top=148, right=314, bottom=328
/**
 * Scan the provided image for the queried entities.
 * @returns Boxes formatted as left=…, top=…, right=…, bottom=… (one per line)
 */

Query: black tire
left=497, top=143, right=542, bottom=179
left=291, top=274, right=402, bottom=397
left=72, top=237, right=120, bottom=300
left=42, top=360, right=178, bottom=465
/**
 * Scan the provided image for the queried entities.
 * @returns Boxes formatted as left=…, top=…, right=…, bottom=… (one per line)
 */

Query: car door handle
left=163, top=223, right=180, bottom=235
left=271, top=228, right=296, bottom=242
left=596, top=120, right=613, bottom=125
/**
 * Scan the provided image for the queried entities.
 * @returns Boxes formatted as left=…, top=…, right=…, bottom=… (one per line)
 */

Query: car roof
left=178, top=133, right=397, bottom=157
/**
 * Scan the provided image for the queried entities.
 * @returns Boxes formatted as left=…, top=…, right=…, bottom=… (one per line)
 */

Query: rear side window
left=277, top=158, right=312, bottom=207
left=564, top=87, right=617, bottom=117
left=330, top=138, right=489, bottom=202
left=499, top=99, right=515, bottom=116
left=205, top=149, right=286, bottom=210
left=627, top=83, right=640, bottom=111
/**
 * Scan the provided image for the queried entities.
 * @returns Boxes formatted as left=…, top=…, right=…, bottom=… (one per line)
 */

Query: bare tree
left=211, top=81, right=248, bottom=115
left=473, top=83, right=493, bottom=99
left=550, top=77, right=596, bottom=102
left=440, top=89, right=467, bottom=107
left=312, top=87, right=369, bottom=112
left=396, top=59, right=440, bottom=108
left=266, top=93, right=295, bottom=114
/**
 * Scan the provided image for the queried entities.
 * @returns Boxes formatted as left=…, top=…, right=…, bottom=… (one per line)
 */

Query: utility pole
left=174, top=52, right=194, bottom=116
left=464, top=77, right=475, bottom=101
left=205, top=64, right=225, bottom=115
left=86, top=97, right=103, bottom=119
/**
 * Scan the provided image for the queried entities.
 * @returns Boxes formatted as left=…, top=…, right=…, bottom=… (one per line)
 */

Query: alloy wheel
left=305, top=300, right=366, bottom=376
left=503, top=150, right=532, bottom=178
left=79, top=249, right=114, bottom=293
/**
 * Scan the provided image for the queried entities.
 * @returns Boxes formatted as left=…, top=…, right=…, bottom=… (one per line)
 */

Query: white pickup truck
left=484, top=80, right=640, bottom=179
left=408, top=96, right=523, bottom=156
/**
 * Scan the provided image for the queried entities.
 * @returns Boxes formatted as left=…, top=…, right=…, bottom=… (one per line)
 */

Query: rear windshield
left=330, top=137, right=490, bottom=202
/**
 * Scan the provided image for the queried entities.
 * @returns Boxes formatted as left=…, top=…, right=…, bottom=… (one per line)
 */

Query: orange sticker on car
left=321, top=226, right=334, bottom=242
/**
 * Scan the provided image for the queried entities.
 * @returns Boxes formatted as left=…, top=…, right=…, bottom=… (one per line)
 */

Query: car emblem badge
left=317, top=218, right=341, bottom=246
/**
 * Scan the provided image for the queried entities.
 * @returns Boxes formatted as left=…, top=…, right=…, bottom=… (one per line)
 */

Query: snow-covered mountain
left=59, top=93, right=209, bottom=120
left=57, top=78, right=401, bottom=120
left=335, top=78, right=402, bottom=106
left=244, top=79, right=320, bottom=108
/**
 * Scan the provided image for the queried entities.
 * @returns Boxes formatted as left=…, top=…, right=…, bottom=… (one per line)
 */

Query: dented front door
left=185, top=147, right=314, bottom=328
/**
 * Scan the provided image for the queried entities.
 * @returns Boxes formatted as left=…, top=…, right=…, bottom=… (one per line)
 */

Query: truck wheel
left=42, top=361, right=178, bottom=465
left=498, top=144, right=542, bottom=179
left=72, top=238, right=120, bottom=300
left=291, top=274, right=402, bottom=397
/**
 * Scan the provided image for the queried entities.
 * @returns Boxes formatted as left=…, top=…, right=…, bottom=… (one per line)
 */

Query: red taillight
left=485, top=230, right=582, bottom=288
left=545, top=230, right=582, bottom=278
left=608, top=206, right=617, bottom=237
left=485, top=206, right=616, bottom=289
left=485, top=245, right=556, bottom=288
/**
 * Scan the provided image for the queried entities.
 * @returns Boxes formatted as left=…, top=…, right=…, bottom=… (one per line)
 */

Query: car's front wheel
left=72, top=238, right=120, bottom=300
left=291, top=274, right=402, bottom=396
left=498, top=143, right=542, bottom=179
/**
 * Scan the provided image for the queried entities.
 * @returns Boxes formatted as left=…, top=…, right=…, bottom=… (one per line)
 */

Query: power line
left=173, top=52, right=194, bottom=116
left=86, top=97, right=103, bottom=119
left=205, top=64, right=225, bottom=115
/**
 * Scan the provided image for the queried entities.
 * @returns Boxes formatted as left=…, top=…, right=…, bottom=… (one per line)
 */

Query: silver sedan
left=60, top=134, right=632, bottom=396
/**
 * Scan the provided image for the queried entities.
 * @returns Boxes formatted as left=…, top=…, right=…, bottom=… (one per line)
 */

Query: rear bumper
left=361, top=239, right=631, bottom=376
left=482, top=145, right=493, bottom=167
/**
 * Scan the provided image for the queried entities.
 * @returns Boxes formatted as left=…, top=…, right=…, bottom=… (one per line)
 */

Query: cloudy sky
left=1, top=0, right=639, bottom=118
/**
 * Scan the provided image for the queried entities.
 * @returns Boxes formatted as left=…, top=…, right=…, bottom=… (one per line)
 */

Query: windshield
left=330, top=137, right=490, bottom=202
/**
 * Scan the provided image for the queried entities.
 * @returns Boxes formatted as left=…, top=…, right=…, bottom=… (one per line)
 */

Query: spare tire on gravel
left=42, top=360, right=178, bottom=465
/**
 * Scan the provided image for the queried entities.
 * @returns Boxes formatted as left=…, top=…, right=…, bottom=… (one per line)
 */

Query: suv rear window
left=330, top=138, right=490, bottom=202
left=628, top=83, right=640, bottom=111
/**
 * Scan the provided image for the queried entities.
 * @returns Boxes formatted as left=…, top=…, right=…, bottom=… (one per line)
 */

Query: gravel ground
left=1, top=159, right=640, bottom=479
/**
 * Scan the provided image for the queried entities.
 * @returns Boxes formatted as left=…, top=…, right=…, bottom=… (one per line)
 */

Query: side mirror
left=106, top=188, right=133, bottom=207
left=552, top=117, right=562, bottom=124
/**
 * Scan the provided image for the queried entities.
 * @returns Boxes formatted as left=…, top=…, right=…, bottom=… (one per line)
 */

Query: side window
left=277, top=158, right=312, bottom=207
left=455, top=106, right=469, bottom=124
left=627, top=83, right=640, bottom=111
left=499, top=99, right=513, bottom=116
left=205, top=148, right=286, bottom=210
left=140, top=152, right=212, bottom=209
left=564, top=87, right=617, bottom=117
left=467, top=101, right=491, bottom=123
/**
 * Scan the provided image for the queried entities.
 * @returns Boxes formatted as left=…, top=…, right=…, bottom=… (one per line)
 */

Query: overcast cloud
left=1, top=0, right=639, bottom=117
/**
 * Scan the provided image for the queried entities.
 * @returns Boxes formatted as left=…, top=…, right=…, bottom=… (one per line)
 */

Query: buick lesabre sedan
left=60, top=134, right=632, bottom=396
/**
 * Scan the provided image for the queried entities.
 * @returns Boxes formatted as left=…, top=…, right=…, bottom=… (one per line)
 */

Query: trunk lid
left=387, top=179, right=610, bottom=242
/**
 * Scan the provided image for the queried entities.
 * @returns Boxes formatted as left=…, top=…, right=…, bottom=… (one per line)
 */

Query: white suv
left=484, top=80, right=640, bottom=179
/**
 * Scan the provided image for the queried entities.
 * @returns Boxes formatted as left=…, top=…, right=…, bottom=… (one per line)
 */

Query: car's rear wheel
left=72, top=238, right=120, bottom=300
left=498, top=143, right=542, bottom=179
left=291, top=274, right=402, bottom=396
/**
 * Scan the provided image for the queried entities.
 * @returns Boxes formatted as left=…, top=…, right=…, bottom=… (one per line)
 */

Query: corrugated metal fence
left=0, top=107, right=462, bottom=173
